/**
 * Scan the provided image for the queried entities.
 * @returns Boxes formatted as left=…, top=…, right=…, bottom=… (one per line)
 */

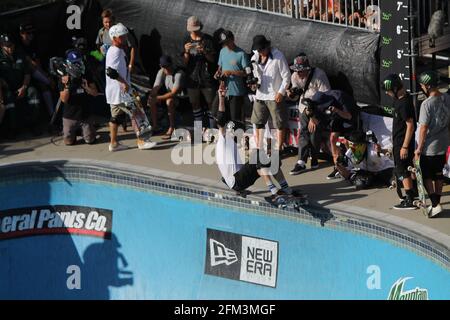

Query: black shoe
left=327, top=167, right=339, bottom=180
left=290, top=163, right=306, bottom=175
left=310, top=158, right=319, bottom=169
left=393, top=200, right=417, bottom=210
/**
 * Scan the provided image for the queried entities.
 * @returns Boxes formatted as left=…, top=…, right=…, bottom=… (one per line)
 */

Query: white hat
left=109, top=23, right=128, bottom=39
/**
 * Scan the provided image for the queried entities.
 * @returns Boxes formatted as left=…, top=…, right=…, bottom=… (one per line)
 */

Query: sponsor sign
left=388, top=277, right=429, bottom=300
left=205, top=229, right=278, bottom=288
left=0, top=205, right=113, bottom=240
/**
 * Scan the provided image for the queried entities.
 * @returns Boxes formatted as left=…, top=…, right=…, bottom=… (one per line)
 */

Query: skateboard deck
left=265, top=193, right=309, bottom=210
left=121, top=90, right=153, bottom=139
left=408, top=158, right=429, bottom=217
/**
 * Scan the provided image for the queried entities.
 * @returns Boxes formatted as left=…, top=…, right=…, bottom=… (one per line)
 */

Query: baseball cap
left=187, top=16, right=202, bottom=32
left=66, top=50, right=83, bottom=63
left=311, top=91, right=335, bottom=109
left=159, top=55, right=173, bottom=68
left=19, top=23, right=35, bottom=33
left=219, top=30, right=234, bottom=44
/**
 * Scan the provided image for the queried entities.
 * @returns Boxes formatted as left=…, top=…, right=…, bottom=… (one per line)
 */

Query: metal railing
left=200, top=0, right=380, bottom=32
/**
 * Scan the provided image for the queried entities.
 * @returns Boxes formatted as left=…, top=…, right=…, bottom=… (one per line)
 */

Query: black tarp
left=1, top=0, right=380, bottom=105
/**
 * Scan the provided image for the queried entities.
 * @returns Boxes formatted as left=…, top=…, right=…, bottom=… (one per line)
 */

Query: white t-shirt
left=291, top=67, right=331, bottom=112
left=216, top=133, right=243, bottom=189
left=346, top=143, right=394, bottom=173
left=105, top=46, right=130, bottom=105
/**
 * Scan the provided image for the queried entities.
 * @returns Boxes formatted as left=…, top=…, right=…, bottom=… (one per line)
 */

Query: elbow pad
left=106, top=67, right=119, bottom=80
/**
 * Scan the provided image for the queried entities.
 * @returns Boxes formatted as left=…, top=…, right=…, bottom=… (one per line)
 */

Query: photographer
left=213, top=30, right=250, bottom=129
left=182, top=16, right=217, bottom=131
left=287, top=53, right=331, bottom=175
left=0, top=34, right=41, bottom=137
left=305, top=90, right=359, bottom=180
left=59, top=50, right=98, bottom=146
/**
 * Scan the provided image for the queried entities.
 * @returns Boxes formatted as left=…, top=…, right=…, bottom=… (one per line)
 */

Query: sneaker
left=310, top=158, right=319, bottom=169
left=137, top=140, right=157, bottom=150
left=393, top=200, right=417, bottom=210
left=109, top=142, right=128, bottom=152
left=429, top=204, right=443, bottom=218
left=290, top=163, right=306, bottom=175
left=326, top=167, right=339, bottom=180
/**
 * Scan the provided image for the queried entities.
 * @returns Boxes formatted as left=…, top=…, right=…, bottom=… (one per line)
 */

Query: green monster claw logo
left=388, top=277, right=429, bottom=300
left=382, top=36, right=392, bottom=45
left=382, top=12, right=392, bottom=21
left=382, top=59, right=393, bottom=68
left=383, top=106, right=394, bottom=115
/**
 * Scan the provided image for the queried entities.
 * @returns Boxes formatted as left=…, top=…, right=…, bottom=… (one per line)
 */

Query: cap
left=66, top=50, right=83, bottom=63
left=109, top=23, right=128, bottom=39
left=219, top=30, right=234, bottom=44
left=311, top=91, right=335, bottom=109
left=187, top=16, right=202, bottom=32
left=252, top=35, right=271, bottom=51
left=0, top=34, right=14, bottom=47
left=19, top=23, right=35, bottom=33
left=159, top=55, right=173, bottom=68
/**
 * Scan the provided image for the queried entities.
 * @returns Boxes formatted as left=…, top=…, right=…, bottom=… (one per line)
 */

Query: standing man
left=415, top=71, right=450, bottom=217
left=105, top=23, right=155, bottom=151
left=214, top=30, right=250, bottom=129
left=250, top=35, right=290, bottom=153
left=287, top=53, right=331, bottom=175
left=382, top=74, right=417, bottom=210
left=182, top=16, right=217, bottom=131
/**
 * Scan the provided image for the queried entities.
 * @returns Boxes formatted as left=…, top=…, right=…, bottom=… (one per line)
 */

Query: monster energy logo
left=388, top=277, right=429, bottom=300
left=382, top=59, right=393, bottom=68
left=383, top=106, right=394, bottom=115
left=382, top=12, right=392, bottom=21
left=383, top=80, right=392, bottom=90
left=421, top=74, right=431, bottom=84
left=382, top=36, right=392, bottom=45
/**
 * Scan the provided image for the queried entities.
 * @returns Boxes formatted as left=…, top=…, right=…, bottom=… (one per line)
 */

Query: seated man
left=215, top=84, right=295, bottom=199
left=59, top=50, right=98, bottom=145
left=336, top=131, right=394, bottom=190
left=0, top=34, right=41, bottom=137
left=304, top=90, right=359, bottom=179
left=148, top=55, right=184, bottom=139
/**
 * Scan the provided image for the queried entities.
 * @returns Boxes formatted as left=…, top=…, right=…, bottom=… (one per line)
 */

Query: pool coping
left=0, top=158, right=449, bottom=271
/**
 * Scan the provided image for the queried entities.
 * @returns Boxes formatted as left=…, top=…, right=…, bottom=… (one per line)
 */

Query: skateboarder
left=105, top=23, right=156, bottom=151
left=415, top=71, right=450, bottom=217
left=382, top=74, right=417, bottom=210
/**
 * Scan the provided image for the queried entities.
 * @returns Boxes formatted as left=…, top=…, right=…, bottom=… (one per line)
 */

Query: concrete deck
left=1, top=126, right=449, bottom=248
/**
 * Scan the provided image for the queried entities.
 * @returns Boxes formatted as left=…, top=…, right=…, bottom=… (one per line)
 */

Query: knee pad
left=394, top=167, right=410, bottom=181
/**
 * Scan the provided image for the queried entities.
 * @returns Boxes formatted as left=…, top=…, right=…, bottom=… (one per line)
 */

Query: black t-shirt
left=0, top=49, right=31, bottom=91
left=58, top=71, right=94, bottom=121
left=183, top=33, right=217, bottom=88
left=392, top=94, right=416, bottom=149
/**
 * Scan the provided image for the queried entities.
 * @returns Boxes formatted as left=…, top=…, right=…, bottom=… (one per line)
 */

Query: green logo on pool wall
left=382, top=59, right=393, bottom=68
left=388, top=277, right=429, bottom=300
left=382, top=36, right=392, bottom=45
left=382, top=12, right=392, bottom=21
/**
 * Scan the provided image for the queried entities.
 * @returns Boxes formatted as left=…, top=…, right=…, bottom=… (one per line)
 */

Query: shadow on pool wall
left=0, top=178, right=134, bottom=300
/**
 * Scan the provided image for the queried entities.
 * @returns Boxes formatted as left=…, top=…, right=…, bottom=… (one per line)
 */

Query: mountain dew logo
left=388, top=277, right=429, bottom=300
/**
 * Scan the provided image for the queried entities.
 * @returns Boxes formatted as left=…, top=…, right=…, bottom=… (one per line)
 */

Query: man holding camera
left=303, top=90, right=359, bottom=180
left=59, top=50, right=98, bottom=146
left=213, top=30, right=250, bottom=129
left=250, top=35, right=291, bottom=153
left=0, top=34, right=41, bottom=137
left=287, top=53, right=331, bottom=175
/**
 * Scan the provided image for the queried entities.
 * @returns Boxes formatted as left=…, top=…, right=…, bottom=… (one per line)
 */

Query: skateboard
left=265, top=192, right=309, bottom=210
left=121, top=90, right=153, bottom=139
left=408, top=158, right=429, bottom=217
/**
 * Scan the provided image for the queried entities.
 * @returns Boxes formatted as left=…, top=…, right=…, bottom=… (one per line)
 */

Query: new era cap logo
left=210, top=239, right=238, bottom=266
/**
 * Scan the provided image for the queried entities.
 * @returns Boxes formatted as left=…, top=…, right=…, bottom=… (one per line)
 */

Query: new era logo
left=210, top=239, right=238, bottom=266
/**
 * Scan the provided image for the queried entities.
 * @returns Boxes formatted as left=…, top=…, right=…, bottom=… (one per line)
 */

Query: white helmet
left=109, top=23, right=128, bottom=39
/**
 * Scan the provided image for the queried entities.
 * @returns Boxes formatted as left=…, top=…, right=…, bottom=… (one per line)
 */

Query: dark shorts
left=421, top=154, right=446, bottom=181
left=212, top=95, right=246, bottom=125
left=232, top=163, right=260, bottom=191
left=393, top=146, right=414, bottom=179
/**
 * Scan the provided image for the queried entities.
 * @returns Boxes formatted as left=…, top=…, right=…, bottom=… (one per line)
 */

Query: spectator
left=0, top=34, right=41, bottom=137
left=213, top=30, right=249, bottom=130
left=250, top=35, right=290, bottom=153
left=17, top=23, right=55, bottom=118
left=182, top=16, right=217, bottom=132
left=416, top=71, right=450, bottom=217
left=287, top=53, right=331, bottom=175
left=59, top=50, right=98, bottom=146
left=382, top=74, right=416, bottom=210
left=105, top=23, right=156, bottom=151
left=304, top=90, right=359, bottom=179
left=148, top=55, right=184, bottom=139
left=96, top=9, right=136, bottom=73
left=335, top=131, right=394, bottom=190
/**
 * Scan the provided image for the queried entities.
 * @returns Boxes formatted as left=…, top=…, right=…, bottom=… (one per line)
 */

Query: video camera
left=289, top=87, right=304, bottom=99
left=49, top=55, right=85, bottom=89
left=302, top=98, right=316, bottom=116
left=245, top=65, right=260, bottom=90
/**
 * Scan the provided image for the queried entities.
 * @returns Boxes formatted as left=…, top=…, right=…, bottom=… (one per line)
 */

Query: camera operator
left=304, top=90, right=359, bottom=179
left=0, top=34, right=41, bottom=137
left=212, top=30, right=250, bottom=130
left=59, top=50, right=98, bottom=146
left=287, top=53, right=331, bottom=175
left=182, top=16, right=217, bottom=131
left=250, top=35, right=291, bottom=153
